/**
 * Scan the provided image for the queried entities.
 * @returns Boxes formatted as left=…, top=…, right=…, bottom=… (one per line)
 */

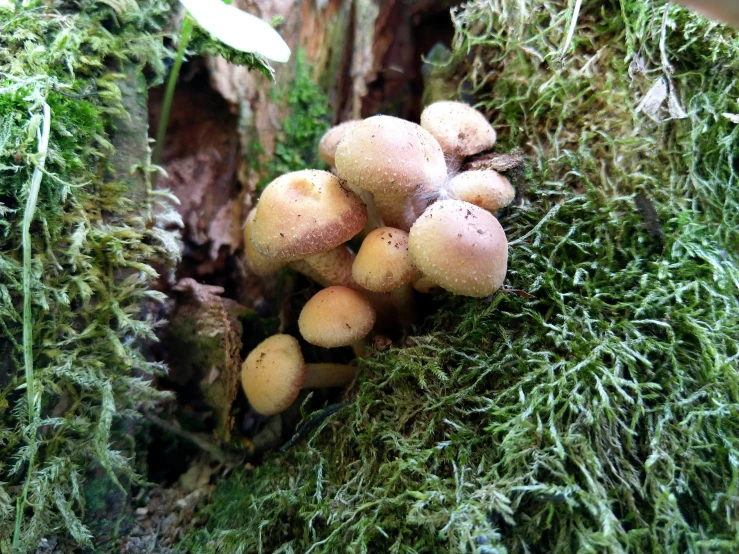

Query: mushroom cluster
left=241, top=101, right=516, bottom=415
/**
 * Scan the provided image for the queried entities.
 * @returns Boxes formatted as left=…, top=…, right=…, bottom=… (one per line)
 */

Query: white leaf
left=636, top=78, right=668, bottom=120
left=722, top=112, right=739, bottom=124
left=179, top=0, right=290, bottom=63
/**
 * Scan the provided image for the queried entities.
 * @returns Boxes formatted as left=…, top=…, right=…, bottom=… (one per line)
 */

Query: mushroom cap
left=352, top=227, right=421, bottom=292
left=298, top=286, right=376, bottom=347
left=412, top=274, right=442, bottom=294
left=334, top=115, right=447, bottom=197
left=241, top=334, right=305, bottom=416
left=251, top=169, right=367, bottom=261
left=319, top=120, right=362, bottom=167
left=420, top=101, right=496, bottom=160
left=408, top=199, right=508, bottom=297
left=446, top=170, right=515, bottom=212
left=244, top=207, right=287, bottom=275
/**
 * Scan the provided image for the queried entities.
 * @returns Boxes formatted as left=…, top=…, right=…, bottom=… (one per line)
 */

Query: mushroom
left=420, top=101, right=496, bottom=170
left=244, top=207, right=286, bottom=276
left=298, top=286, right=376, bottom=356
left=319, top=120, right=362, bottom=167
left=408, top=199, right=508, bottom=297
left=251, top=169, right=367, bottom=288
left=352, top=227, right=421, bottom=292
left=352, top=227, right=420, bottom=327
left=241, top=334, right=356, bottom=416
left=443, top=169, right=515, bottom=212
left=412, top=274, right=443, bottom=294
left=334, top=115, right=447, bottom=231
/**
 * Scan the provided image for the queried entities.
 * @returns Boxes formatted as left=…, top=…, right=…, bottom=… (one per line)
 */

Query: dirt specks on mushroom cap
left=408, top=199, right=508, bottom=297
left=298, top=286, right=376, bottom=348
left=420, top=101, right=496, bottom=161
left=334, top=115, right=447, bottom=197
left=251, top=169, right=367, bottom=261
left=241, top=334, right=306, bottom=416
left=352, top=227, right=422, bottom=292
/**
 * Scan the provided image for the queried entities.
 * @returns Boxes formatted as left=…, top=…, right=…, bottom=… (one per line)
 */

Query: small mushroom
left=352, top=227, right=421, bottom=292
left=420, top=101, right=496, bottom=170
left=444, top=169, right=515, bottom=212
left=251, top=169, right=367, bottom=288
left=298, top=286, right=376, bottom=355
left=334, top=115, right=447, bottom=231
left=352, top=227, right=420, bottom=327
left=412, top=274, right=443, bottom=294
left=241, top=334, right=356, bottom=416
left=243, top=207, right=286, bottom=276
left=319, top=120, right=362, bottom=167
left=408, top=199, right=508, bottom=297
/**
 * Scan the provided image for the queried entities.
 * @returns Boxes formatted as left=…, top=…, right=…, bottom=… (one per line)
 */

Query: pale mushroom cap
left=244, top=208, right=286, bottom=275
left=408, top=199, right=508, bottom=297
left=352, top=227, right=421, bottom=292
left=251, top=169, right=367, bottom=261
left=241, top=334, right=305, bottom=416
left=420, top=101, right=496, bottom=159
left=298, top=286, right=376, bottom=348
left=334, top=115, right=448, bottom=197
left=446, top=170, right=515, bottom=212
left=319, top=120, right=362, bottom=167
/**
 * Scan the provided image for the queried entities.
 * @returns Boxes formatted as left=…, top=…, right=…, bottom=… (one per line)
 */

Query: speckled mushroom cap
left=244, top=207, right=286, bottom=275
left=334, top=115, right=447, bottom=196
left=319, top=120, right=362, bottom=167
left=298, top=286, right=376, bottom=348
left=251, top=169, right=367, bottom=261
left=241, top=334, right=305, bottom=416
left=352, top=227, right=421, bottom=292
left=408, top=199, right=508, bottom=297
left=420, top=101, right=496, bottom=160
left=446, top=170, right=515, bottom=212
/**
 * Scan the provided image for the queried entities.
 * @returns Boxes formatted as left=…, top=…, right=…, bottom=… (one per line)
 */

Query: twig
left=660, top=4, right=674, bottom=74
left=13, top=97, right=51, bottom=549
left=280, top=403, right=350, bottom=453
left=559, top=0, right=582, bottom=61
left=144, top=411, right=232, bottom=464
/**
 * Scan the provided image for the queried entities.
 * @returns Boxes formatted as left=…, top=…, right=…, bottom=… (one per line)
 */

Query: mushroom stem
left=291, top=245, right=358, bottom=288
left=371, top=194, right=418, bottom=232
left=390, top=285, right=417, bottom=328
left=303, top=363, right=356, bottom=388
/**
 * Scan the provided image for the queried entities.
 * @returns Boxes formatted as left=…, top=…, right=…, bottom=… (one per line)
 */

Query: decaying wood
left=206, top=0, right=456, bottom=193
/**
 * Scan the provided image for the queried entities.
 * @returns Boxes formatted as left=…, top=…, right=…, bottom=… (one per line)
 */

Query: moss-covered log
left=182, top=1, right=739, bottom=553
left=0, top=1, right=182, bottom=551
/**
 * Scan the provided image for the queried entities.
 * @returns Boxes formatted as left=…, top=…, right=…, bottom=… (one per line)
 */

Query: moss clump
left=0, top=1, right=179, bottom=551
left=181, top=1, right=739, bottom=553
left=250, top=48, right=330, bottom=192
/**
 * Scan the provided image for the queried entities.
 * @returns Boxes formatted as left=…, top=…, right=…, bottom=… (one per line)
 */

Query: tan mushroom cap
left=420, top=101, right=496, bottom=160
left=298, top=286, right=376, bottom=348
left=241, top=334, right=305, bottom=416
left=352, top=227, right=421, bottom=292
left=334, top=115, right=447, bottom=197
left=244, top=207, right=286, bottom=275
left=446, top=170, right=515, bottom=212
left=319, top=120, right=362, bottom=167
left=408, top=199, right=508, bottom=297
left=251, top=169, right=367, bottom=261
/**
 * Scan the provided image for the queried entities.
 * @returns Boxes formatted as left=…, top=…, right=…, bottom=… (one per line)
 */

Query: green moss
left=251, top=48, right=330, bottom=192
left=0, top=1, right=178, bottom=552
left=182, top=1, right=739, bottom=553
